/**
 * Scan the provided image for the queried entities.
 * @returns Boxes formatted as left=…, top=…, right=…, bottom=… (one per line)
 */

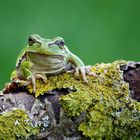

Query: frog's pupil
left=55, top=40, right=64, bottom=46
left=59, top=40, right=64, bottom=46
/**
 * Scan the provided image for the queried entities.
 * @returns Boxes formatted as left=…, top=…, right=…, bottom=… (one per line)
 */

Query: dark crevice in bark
left=121, top=62, right=140, bottom=101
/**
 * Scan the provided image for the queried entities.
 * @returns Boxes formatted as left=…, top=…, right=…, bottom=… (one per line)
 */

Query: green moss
left=24, top=60, right=140, bottom=139
left=0, top=109, right=39, bottom=140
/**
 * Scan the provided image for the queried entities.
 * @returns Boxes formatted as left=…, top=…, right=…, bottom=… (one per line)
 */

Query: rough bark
left=1, top=61, right=140, bottom=140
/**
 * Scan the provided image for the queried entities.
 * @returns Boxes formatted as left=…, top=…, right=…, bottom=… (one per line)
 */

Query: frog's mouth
left=28, top=51, right=65, bottom=65
left=28, top=51, right=64, bottom=60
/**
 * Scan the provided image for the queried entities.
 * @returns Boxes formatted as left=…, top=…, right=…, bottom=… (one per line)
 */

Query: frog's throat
left=28, top=52, right=67, bottom=75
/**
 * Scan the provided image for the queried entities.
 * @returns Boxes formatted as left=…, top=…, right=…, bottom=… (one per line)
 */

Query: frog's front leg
left=12, top=61, right=47, bottom=93
left=29, top=73, right=47, bottom=93
left=74, top=65, right=96, bottom=83
left=67, top=53, right=95, bottom=83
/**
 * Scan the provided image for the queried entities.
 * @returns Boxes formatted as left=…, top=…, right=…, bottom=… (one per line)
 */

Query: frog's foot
left=67, top=65, right=96, bottom=83
left=29, top=74, right=47, bottom=93
left=75, top=65, right=96, bottom=83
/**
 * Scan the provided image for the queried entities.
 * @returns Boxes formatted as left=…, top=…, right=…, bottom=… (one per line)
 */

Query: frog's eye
left=28, top=37, right=41, bottom=46
left=55, top=40, right=65, bottom=49
left=28, top=37, right=36, bottom=46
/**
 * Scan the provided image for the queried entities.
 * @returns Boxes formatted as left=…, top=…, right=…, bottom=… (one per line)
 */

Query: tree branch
left=1, top=61, right=140, bottom=140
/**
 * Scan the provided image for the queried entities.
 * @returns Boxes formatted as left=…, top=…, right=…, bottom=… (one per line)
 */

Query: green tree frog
left=11, top=34, right=93, bottom=92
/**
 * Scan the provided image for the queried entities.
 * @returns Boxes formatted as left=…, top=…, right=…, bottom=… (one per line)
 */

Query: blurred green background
left=0, top=0, right=140, bottom=89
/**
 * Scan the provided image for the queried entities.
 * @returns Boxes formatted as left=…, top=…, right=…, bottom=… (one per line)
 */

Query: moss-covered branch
left=1, top=61, right=140, bottom=140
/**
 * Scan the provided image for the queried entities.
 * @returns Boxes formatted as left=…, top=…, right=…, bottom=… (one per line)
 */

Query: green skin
left=11, top=34, right=92, bottom=92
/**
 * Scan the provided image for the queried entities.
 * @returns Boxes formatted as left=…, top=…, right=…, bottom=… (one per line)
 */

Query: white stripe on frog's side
left=16, top=52, right=27, bottom=69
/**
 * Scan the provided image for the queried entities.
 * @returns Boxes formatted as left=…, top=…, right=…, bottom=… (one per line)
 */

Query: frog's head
left=27, top=34, right=69, bottom=56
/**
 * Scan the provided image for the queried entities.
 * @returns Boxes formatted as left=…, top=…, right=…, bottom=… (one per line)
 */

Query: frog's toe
left=29, top=76, right=36, bottom=93
left=33, top=74, right=47, bottom=83
left=75, top=65, right=97, bottom=83
left=73, top=66, right=88, bottom=83
left=66, top=69, right=75, bottom=73
left=79, top=67, right=88, bottom=83
left=85, top=65, right=97, bottom=76
left=28, top=73, right=47, bottom=93
left=74, top=67, right=80, bottom=77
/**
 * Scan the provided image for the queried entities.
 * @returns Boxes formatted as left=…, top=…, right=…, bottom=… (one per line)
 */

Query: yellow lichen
left=0, top=109, right=39, bottom=140
left=18, top=60, right=140, bottom=139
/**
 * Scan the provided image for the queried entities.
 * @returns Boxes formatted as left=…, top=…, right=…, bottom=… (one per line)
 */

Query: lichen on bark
left=0, top=109, right=39, bottom=140
left=3, top=60, right=140, bottom=140
left=60, top=61, right=140, bottom=139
